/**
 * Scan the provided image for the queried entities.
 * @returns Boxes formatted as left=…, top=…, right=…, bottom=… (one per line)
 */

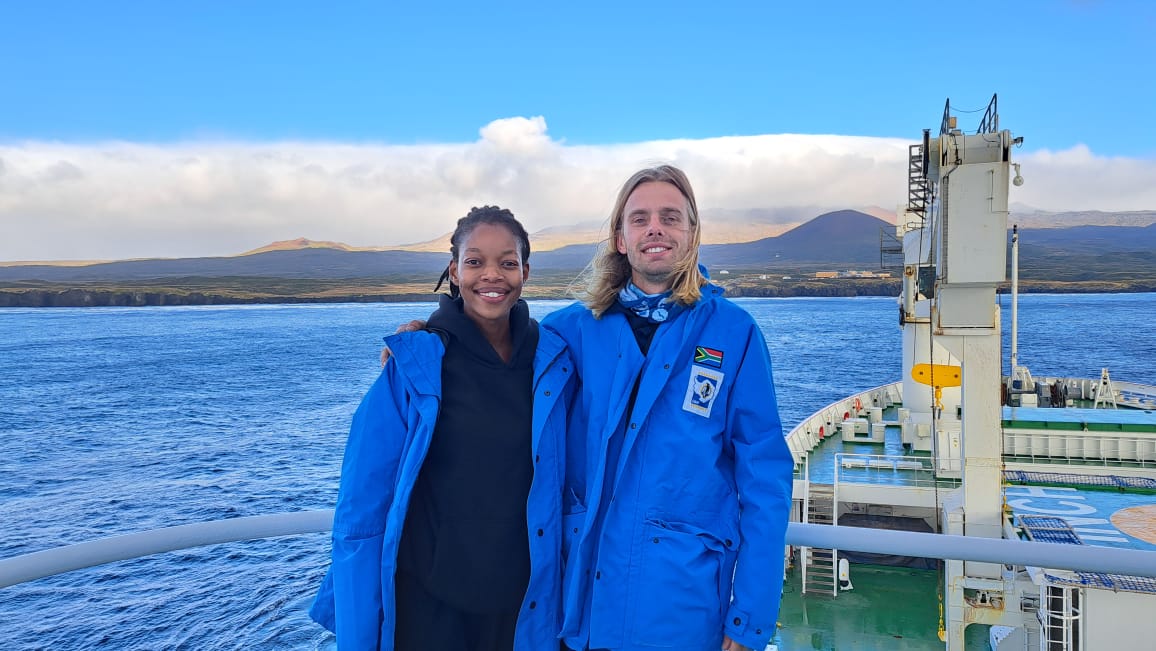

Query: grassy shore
left=3, top=268, right=1155, bottom=308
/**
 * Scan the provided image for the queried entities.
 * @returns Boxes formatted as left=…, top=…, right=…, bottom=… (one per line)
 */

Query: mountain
left=1009, top=209, right=1156, bottom=229
left=1017, top=223, right=1156, bottom=256
left=393, top=211, right=813, bottom=254
left=4, top=211, right=1155, bottom=285
left=239, top=237, right=361, bottom=255
left=390, top=233, right=454, bottom=253
left=700, top=210, right=893, bottom=267
left=534, top=243, right=600, bottom=270
left=0, top=248, right=450, bottom=282
left=858, top=206, right=899, bottom=223
left=526, top=222, right=608, bottom=252
left=703, top=206, right=815, bottom=244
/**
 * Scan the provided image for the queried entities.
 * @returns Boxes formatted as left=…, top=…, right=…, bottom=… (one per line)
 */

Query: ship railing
left=785, top=382, right=903, bottom=467
left=4, top=511, right=1156, bottom=591
left=1113, top=380, right=1156, bottom=409
left=977, top=94, right=999, bottom=134
left=940, top=98, right=952, bottom=135
left=834, top=452, right=944, bottom=488
left=1042, top=376, right=1156, bottom=408
left=1003, top=432, right=1156, bottom=469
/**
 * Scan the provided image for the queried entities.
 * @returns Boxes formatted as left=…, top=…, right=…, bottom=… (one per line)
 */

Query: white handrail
left=2, top=511, right=1154, bottom=590
left=789, top=522, right=1155, bottom=578
left=0, top=510, right=333, bottom=589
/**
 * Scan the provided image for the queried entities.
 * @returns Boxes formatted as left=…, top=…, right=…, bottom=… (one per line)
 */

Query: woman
left=310, top=206, right=574, bottom=650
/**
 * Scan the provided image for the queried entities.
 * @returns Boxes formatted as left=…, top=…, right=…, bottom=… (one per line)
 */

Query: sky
left=1, top=0, right=1154, bottom=261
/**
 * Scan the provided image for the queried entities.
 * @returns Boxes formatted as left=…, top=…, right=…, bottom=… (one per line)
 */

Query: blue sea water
left=1, top=294, right=1153, bottom=650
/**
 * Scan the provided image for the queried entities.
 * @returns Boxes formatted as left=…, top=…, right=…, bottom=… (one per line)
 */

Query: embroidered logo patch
left=694, top=346, right=724, bottom=368
left=683, top=365, right=725, bottom=418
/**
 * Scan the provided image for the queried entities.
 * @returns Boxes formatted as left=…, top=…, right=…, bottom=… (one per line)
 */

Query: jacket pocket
left=562, top=508, right=586, bottom=561
left=559, top=506, right=589, bottom=639
left=629, top=515, right=734, bottom=647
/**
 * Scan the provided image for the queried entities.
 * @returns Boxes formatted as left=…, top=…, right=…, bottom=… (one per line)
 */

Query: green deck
left=797, top=403, right=1156, bottom=485
left=774, top=565, right=989, bottom=650
left=783, top=402, right=1156, bottom=649
left=795, top=406, right=956, bottom=487
left=1004, top=405, right=1156, bottom=433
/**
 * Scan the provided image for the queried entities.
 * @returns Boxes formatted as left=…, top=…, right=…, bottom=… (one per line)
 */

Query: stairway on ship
left=802, top=484, right=838, bottom=596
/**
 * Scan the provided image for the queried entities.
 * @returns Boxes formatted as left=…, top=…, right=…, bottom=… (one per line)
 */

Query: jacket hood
left=426, top=294, right=535, bottom=368
left=380, top=330, right=444, bottom=397
left=697, top=264, right=724, bottom=305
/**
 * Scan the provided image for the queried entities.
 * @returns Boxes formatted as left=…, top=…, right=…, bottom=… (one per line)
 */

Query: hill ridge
left=3, top=210, right=1155, bottom=284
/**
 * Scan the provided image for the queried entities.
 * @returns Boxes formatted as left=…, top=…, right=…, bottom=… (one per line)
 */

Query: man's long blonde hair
left=579, top=165, right=706, bottom=318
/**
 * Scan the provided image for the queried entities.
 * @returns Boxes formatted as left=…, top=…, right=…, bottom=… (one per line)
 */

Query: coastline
left=4, top=278, right=1155, bottom=308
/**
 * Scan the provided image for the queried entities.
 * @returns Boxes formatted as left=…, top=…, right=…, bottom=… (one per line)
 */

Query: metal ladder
left=907, top=142, right=930, bottom=222
left=802, top=484, right=837, bottom=596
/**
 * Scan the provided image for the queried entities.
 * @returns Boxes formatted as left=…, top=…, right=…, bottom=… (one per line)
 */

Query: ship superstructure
left=783, top=95, right=1156, bottom=650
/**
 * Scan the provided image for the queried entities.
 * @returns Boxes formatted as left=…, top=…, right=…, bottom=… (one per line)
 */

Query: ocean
left=2, top=294, right=1154, bottom=649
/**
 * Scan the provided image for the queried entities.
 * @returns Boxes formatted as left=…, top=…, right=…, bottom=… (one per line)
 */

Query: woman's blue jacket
left=310, top=326, right=575, bottom=649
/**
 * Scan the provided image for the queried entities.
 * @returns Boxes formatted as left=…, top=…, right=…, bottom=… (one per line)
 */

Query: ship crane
left=899, top=93, right=1019, bottom=649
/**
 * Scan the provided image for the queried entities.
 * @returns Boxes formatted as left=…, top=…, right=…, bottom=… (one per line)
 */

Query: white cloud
left=0, top=120, right=1153, bottom=261
left=1012, top=145, right=1156, bottom=212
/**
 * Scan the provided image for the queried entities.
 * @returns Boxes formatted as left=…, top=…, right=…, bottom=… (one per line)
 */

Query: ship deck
left=785, top=399, right=1156, bottom=650
left=1004, top=405, right=1156, bottom=432
left=782, top=402, right=1156, bottom=649
left=774, top=564, right=991, bottom=650
left=796, top=409, right=949, bottom=487
left=796, top=403, right=1156, bottom=486
left=1006, top=481, right=1156, bottom=553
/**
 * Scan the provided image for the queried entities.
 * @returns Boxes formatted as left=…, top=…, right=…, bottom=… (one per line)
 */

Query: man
left=546, top=165, right=793, bottom=651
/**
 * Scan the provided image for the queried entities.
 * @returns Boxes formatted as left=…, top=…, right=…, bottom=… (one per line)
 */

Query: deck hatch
left=1042, top=571, right=1156, bottom=595
left=1019, top=516, right=1084, bottom=545
left=1003, top=470, right=1156, bottom=491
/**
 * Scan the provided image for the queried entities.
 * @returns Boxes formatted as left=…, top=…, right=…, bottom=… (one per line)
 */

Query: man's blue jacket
left=309, top=327, right=575, bottom=649
left=544, top=284, right=793, bottom=651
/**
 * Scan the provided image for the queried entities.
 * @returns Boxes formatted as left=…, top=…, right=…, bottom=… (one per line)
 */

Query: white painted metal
left=937, top=134, right=1011, bottom=287
left=783, top=379, right=1156, bottom=471
left=901, top=297, right=961, bottom=456
left=1010, top=225, right=1020, bottom=370
left=1093, top=368, right=1118, bottom=409
left=784, top=385, right=897, bottom=464
left=800, top=452, right=810, bottom=593
left=0, top=510, right=333, bottom=589
left=5, top=517, right=1154, bottom=591
left=1003, top=429, right=1156, bottom=466
left=831, top=463, right=840, bottom=598
left=781, top=97, right=1156, bottom=651
left=789, top=523, right=1156, bottom=578
left=1039, top=584, right=1080, bottom=650
left=1083, top=589, right=1156, bottom=649
left=937, top=331, right=1005, bottom=573
left=928, top=104, right=1015, bottom=649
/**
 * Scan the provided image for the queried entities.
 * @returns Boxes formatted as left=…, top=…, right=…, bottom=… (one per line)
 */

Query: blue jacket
left=310, top=326, right=575, bottom=649
left=544, top=285, right=793, bottom=651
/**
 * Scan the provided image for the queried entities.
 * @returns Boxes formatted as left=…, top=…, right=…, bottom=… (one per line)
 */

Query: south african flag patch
left=694, top=346, right=724, bottom=368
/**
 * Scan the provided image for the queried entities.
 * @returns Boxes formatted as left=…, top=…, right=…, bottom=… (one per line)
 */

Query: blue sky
left=4, top=0, right=1155, bottom=153
left=1, top=1, right=1154, bottom=260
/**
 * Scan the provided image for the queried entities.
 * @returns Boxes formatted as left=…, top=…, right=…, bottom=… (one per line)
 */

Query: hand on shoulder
left=380, top=320, right=428, bottom=366
left=722, top=635, right=753, bottom=651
